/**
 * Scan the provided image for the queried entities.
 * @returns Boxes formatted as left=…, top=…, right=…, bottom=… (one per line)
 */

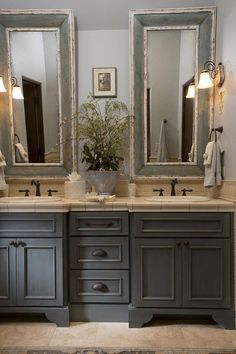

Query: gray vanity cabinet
left=69, top=211, right=129, bottom=321
left=0, top=239, right=16, bottom=306
left=130, top=212, right=234, bottom=329
left=0, top=213, right=69, bottom=326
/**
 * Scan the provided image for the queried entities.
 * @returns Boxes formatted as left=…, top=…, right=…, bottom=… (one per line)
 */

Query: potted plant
left=78, top=94, right=130, bottom=195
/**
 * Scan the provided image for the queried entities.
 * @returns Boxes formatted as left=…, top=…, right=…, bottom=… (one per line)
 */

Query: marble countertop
left=0, top=196, right=234, bottom=212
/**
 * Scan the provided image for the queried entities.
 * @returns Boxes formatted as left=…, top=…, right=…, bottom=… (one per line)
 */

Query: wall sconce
left=197, top=61, right=225, bottom=89
left=186, top=83, right=195, bottom=99
left=11, top=77, right=24, bottom=100
left=0, top=76, right=7, bottom=92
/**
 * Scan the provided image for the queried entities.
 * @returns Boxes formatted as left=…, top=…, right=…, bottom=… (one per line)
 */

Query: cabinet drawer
left=132, top=213, right=232, bottom=238
left=70, top=237, right=129, bottom=269
left=0, top=213, right=64, bottom=238
left=70, top=269, right=129, bottom=303
left=69, top=212, right=129, bottom=236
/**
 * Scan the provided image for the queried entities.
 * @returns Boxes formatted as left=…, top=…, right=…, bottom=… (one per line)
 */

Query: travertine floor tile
left=181, top=326, right=235, bottom=349
left=49, top=322, right=98, bottom=347
left=0, top=325, right=55, bottom=347
left=94, top=322, right=187, bottom=348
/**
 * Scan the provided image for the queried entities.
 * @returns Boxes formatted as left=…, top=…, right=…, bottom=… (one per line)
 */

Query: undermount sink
left=0, top=196, right=61, bottom=203
left=145, top=196, right=210, bottom=202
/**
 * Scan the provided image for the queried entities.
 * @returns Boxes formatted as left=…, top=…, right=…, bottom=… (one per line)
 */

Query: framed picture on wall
left=92, top=67, right=117, bottom=97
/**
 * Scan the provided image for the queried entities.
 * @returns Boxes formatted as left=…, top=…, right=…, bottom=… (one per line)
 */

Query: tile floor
left=0, top=317, right=236, bottom=352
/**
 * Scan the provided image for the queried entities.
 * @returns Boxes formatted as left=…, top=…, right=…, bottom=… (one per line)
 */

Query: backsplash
left=2, top=176, right=235, bottom=199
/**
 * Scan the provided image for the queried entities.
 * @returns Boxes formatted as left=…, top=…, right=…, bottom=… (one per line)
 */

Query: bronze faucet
left=170, top=178, right=178, bottom=196
left=31, top=179, right=41, bottom=196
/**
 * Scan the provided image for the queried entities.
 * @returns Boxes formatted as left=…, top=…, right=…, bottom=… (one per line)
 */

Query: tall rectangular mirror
left=0, top=9, right=76, bottom=177
left=130, top=7, right=216, bottom=177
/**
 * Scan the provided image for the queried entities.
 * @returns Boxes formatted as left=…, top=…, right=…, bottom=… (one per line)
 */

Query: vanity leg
left=45, top=307, right=70, bottom=327
left=129, top=306, right=154, bottom=328
left=212, top=310, right=235, bottom=330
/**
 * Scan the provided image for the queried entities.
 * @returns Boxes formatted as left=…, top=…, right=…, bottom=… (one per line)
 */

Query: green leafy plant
left=78, top=94, right=130, bottom=171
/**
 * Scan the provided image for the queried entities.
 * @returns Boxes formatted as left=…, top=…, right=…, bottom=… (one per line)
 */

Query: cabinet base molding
left=0, top=306, right=69, bottom=327
left=128, top=306, right=235, bottom=330
left=70, top=304, right=128, bottom=322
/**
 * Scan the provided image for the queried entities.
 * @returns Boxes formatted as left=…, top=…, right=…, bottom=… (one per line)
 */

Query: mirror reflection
left=146, top=29, right=196, bottom=164
left=9, top=30, right=62, bottom=164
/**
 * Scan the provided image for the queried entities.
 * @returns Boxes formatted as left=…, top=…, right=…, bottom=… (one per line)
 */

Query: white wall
left=214, top=0, right=236, bottom=180
left=78, top=30, right=129, bottom=106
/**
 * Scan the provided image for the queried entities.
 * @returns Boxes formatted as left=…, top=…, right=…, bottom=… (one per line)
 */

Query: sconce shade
left=197, top=70, right=214, bottom=89
left=12, top=85, right=24, bottom=99
left=0, top=76, right=7, bottom=92
left=186, top=83, right=195, bottom=98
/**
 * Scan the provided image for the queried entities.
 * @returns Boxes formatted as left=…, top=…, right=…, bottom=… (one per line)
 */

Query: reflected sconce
left=0, top=76, right=7, bottom=92
left=186, top=83, right=195, bottom=99
left=197, top=61, right=225, bottom=89
left=11, top=77, right=24, bottom=99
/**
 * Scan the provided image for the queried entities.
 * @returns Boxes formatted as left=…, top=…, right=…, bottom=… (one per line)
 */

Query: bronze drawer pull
left=92, top=282, right=108, bottom=292
left=85, top=222, right=114, bottom=228
left=92, top=249, right=107, bottom=257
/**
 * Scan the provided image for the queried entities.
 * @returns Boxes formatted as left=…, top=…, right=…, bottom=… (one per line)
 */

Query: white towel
left=15, top=143, right=29, bottom=163
left=157, top=120, right=168, bottom=162
left=204, top=140, right=224, bottom=188
left=203, top=141, right=214, bottom=165
left=0, top=150, right=6, bottom=167
left=188, top=143, right=194, bottom=162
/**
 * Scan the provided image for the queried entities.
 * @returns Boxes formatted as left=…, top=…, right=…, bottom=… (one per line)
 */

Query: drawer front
left=132, top=213, right=232, bottom=238
left=69, top=212, right=129, bottom=236
left=70, top=237, right=129, bottom=269
left=0, top=213, right=64, bottom=238
left=70, top=269, right=129, bottom=303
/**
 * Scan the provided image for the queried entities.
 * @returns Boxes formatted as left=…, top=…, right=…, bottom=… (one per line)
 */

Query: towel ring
left=209, top=126, right=223, bottom=142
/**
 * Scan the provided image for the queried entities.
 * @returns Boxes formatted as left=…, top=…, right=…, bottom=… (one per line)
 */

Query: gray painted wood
left=182, top=238, right=231, bottom=308
left=130, top=211, right=233, bottom=329
left=0, top=306, right=69, bottom=327
left=0, top=239, right=16, bottom=306
left=69, top=212, right=129, bottom=236
left=70, top=269, right=129, bottom=303
left=132, top=212, right=231, bottom=238
left=70, top=236, right=129, bottom=270
left=128, top=305, right=235, bottom=329
left=0, top=9, right=76, bottom=177
left=70, top=304, right=128, bottom=322
left=130, top=8, right=216, bottom=177
left=132, top=238, right=182, bottom=308
left=17, top=238, right=63, bottom=306
left=0, top=213, right=64, bottom=238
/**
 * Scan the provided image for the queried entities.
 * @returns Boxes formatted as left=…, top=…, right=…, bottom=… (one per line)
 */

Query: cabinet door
left=182, top=239, right=231, bottom=308
left=16, top=238, right=63, bottom=306
left=0, top=239, right=16, bottom=306
left=132, top=239, right=182, bottom=307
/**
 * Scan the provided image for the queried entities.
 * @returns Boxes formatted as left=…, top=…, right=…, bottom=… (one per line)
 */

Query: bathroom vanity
left=0, top=196, right=235, bottom=329
left=0, top=212, right=69, bottom=326
left=130, top=211, right=234, bottom=329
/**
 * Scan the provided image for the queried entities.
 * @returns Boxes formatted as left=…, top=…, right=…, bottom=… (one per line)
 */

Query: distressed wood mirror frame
left=0, top=9, right=77, bottom=177
left=130, top=7, right=216, bottom=178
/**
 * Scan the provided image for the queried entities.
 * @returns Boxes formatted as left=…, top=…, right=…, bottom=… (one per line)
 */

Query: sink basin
left=0, top=196, right=61, bottom=203
left=145, top=196, right=210, bottom=202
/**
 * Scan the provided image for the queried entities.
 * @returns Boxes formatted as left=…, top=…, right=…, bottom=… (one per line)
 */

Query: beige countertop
left=0, top=196, right=234, bottom=212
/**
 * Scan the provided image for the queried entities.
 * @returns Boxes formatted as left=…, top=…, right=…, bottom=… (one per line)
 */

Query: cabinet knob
left=92, top=282, right=108, bottom=292
left=92, top=249, right=107, bottom=257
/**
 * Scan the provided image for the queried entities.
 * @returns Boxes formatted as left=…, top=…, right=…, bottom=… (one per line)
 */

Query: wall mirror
left=0, top=9, right=76, bottom=177
left=130, top=7, right=216, bottom=177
